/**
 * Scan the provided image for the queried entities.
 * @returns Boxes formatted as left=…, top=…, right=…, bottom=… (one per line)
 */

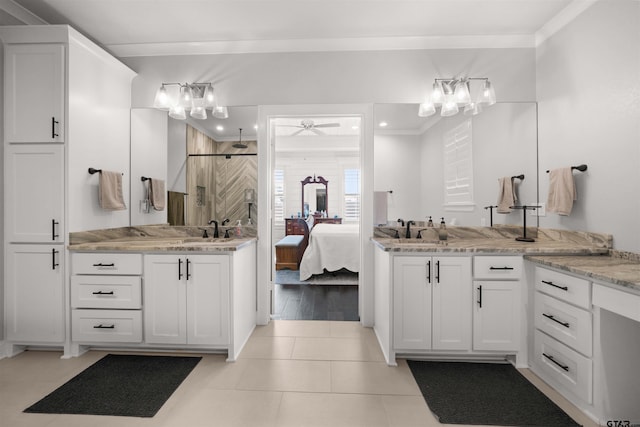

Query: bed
left=298, top=223, right=360, bottom=281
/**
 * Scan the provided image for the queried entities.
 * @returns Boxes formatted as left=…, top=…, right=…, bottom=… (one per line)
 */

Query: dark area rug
left=24, top=354, right=201, bottom=418
left=407, top=360, right=581, bottom=427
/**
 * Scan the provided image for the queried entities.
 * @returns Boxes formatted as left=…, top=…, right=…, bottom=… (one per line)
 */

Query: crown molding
left=0, top=0, right=47, bottom=25
left=108, top=34, right=535, bottom=58
left=535, top=0, right=599, bottom=46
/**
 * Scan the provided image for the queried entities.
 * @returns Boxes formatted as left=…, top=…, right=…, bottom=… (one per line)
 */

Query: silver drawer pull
left=92, top=291, right=115, bottom=296
left=541, top=279, right=568, bottom=291
left=93, top=263, right=115, bottom=267
left=542, top=353, right=569, bottom=372
left=93, top=324, right=115, bottom=329
left=542, top=313, right=570, bottom=328
left=489, top=266, right=514, bottom=270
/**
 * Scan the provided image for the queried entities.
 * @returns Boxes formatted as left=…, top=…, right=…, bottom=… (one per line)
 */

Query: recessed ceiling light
left=379, top=121, right=388, bottom=127
left=254, top=124, right=258, bottom=130
left=216, top=125, right=224, bottom=131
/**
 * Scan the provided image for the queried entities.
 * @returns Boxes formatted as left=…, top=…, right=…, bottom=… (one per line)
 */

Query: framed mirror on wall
left=301, top=175, right=328, bottom=217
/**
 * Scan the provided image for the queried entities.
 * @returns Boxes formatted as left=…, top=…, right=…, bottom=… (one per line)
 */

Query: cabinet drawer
left=534, top=330, right=592, bottom=404
left=71, top=276, right=141, bottom=309
left=535, top=292, right=592, bottom=357
left=474, top=256, right=522, bottom=280
left=72, top=253, right=142, bottom=275
left=535, top=267, right=590, bottom=308
left=72, top=309, right=142, bottom=343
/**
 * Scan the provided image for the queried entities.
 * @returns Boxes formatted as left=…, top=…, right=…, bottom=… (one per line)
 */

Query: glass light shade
left=168, top=104, right=186, bottom=120
left=454, top=80, right=471, bottom=104
left=418, top=101, right=436, bottom=117
left=153, top=85, right=170, bottom=110
left=213, top=106, right=229, bottom=119
left=190, top=106, right=207, bottom=120
left=178, top=85, right=193, bottom=110
left=476, top=80, right=496, bottom=106
left=203, top=85, right=215, bottom=108
left=440, top=95, right=459, bottom=117
left=463, top=102, right=483, bottom=116
left=431, top=81, right=444, bottom=105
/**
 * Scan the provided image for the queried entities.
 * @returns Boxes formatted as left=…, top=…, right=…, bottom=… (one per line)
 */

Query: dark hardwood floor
left=272, top=284, right=359, bottom=321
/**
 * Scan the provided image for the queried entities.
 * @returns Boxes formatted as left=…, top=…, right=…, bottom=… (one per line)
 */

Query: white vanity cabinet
left=472, top=256, right=522, bottom=352
left=70, top=253, right=143, bottom=344
left=5, top=245, right=65, bottom=343
left=4, top=43, right=65, bottom=143
left=393, top=255, right=472, bottom=351
left=531, top=266, right=593, bottom=404
left=144, top=254, right=230, bottom=346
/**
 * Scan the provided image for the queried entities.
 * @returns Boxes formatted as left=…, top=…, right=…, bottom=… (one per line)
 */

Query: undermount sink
left=395, top=240, right=440, bottom=246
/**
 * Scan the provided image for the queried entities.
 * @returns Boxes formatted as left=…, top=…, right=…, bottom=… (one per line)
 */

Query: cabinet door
left=393, top=256, right=431, bottom=350
left=4, top=44, right=65, bottom=143
left=186, top=255, right=230, bottom=345
left=5, top=244, right=64, bottom=342
left=473, top=281, right=520, bottom=351
left=143, top=255, right=186, bottom=344
left=5, top=144, right=64, bottom=243
left=432, top=257, right=472, bottom=350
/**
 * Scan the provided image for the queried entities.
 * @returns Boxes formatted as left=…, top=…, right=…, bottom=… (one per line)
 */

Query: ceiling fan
left=279, top=119, right=340, bottom=136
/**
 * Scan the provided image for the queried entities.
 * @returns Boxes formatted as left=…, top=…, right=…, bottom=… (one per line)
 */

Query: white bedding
left=299, top=223, right=360, bottom=281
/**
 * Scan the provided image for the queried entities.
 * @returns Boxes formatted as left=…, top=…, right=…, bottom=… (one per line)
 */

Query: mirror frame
left=301, top=175, right=329, bottom=216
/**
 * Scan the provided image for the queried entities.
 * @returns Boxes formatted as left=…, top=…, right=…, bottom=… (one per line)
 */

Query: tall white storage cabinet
left=1, top=26, right=136, bottom=357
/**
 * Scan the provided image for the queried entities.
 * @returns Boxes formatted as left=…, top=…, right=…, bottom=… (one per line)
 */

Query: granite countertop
left=525, top=254, right=640, bottom=292
left=68, top=236, right=257, bottom=253
left=371, top=237, right=609, bottom=255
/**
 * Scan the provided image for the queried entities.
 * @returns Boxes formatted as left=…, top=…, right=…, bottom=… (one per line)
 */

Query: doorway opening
left=271, top=116, right=361, bottom=320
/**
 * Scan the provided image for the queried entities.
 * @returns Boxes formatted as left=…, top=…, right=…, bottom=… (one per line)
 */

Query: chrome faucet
left=405, top=220, right=415, bottom=239
left=208, top=220, right=219, bottom=238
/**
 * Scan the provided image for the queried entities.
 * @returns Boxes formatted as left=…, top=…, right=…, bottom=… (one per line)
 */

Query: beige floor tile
left=239, top=336, right=295, bottom=359
left=382, top=395, right=441, bottom=427
left=291, top=336, right=380, bottom=361
left=329, top=321, right=371, bottom=337
left=236, top=358, right=331, bottom=392
left=276, top=392, right=389, bottom=427
left=252, top=320, right=333, bottom=338
left=161, top=389, right=282, bottom=427
left=331, top=360, right=422, bottom=395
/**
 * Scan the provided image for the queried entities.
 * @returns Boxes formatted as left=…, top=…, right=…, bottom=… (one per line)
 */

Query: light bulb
left=169, top=104, right=186, bottom=120
left=454, top=80, right=471, bottom=104
left=190, top=106, right=207, bottom=120
left=178, top=85, right=193, bottom=110
left=418, top=100, right=436, bottom=117
left=477, top=80, right=496, bottom=106
left=440, top=95, right=459, bottom=117
left=203, top=85, right=215, bottom=108
left=431, top=81, right=444, bottom=105
left=153, top=85, right=170, bottom=110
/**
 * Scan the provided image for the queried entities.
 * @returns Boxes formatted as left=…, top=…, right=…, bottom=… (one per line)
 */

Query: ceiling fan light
left=477, top=80, right=496, bottom=106
left=203, top=84, right=215, bottom=108
left=153, top=85, right=170, bottom=110
left=418, top=101, right=436, bottom=117
left=454, top=80, right=471, bottom=104
left=213, top=105, right=229, bottom=119
left=440, top=95, right=459, bottom=117
left=168, top=104, right=186, bottom=120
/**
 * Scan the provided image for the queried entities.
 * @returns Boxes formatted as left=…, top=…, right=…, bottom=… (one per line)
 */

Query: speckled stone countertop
left=372, top=225, right=611, bottom=255
left=525, top=252, right=640, bottom=292
left=68, top=225, right=257, bottom=253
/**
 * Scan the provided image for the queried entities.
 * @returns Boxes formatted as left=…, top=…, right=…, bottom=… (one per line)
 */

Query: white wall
left=130, top=108, right=167, bottom=226
left=66, top=32, right=136, bottom=232
left=373, top=134, right=422, bottom=222
left=167, top=118, right=187, bottom=193
left=536, top=0, right=640, bottom=252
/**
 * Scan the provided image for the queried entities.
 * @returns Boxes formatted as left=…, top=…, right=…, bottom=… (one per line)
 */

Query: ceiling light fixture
left=153, top=82, right=224, bottom=120
left=418, top=77, right=496, bottom=118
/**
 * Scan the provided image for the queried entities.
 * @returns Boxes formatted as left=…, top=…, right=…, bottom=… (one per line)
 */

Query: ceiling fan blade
left=290, top=128, right=305, bottom=136
left=310, top=128, right=325, bottom=135
left=313, top=123, right=340, bottom=128
left=277, top=124, right=304, bottom=128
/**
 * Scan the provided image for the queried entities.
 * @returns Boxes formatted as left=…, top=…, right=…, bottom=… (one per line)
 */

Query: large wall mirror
left=373, top=102, right=538, bottom=227
left=301, top=175, right=328, bottom=216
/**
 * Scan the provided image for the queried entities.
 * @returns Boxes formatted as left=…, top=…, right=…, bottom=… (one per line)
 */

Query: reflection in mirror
left=166, top=105, right=258, bottom=226
left=301, top=175, right=329, bottom=217
left=374, top=103, right=538, bottom=228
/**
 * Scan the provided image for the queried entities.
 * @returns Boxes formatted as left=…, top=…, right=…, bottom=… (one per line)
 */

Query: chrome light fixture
left=153, top=82, right=226, bottom=120
left=418, top=77, right=496, bottom=118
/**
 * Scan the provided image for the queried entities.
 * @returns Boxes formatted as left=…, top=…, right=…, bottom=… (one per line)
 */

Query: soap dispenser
left=438, top=217, right=448, bottom=241
left=235, top=220, right=243, bottom=237
left=427, top=216, right=434, bottom=227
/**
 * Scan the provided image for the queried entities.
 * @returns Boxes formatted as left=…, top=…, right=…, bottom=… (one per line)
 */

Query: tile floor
left=0, top=320, right=599, bottom=427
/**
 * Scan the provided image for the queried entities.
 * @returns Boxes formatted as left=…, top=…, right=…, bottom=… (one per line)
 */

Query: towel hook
left=511, top=174, right=524, bottom=180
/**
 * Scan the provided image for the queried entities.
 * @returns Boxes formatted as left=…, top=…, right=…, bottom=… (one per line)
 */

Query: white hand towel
left=149, top=178, right=166, bottom=211
left=99, top=171, right=126, bottom=210
left=547, top=168, right=577, bottom=216
left=496, top=177, right=516, bottom=214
